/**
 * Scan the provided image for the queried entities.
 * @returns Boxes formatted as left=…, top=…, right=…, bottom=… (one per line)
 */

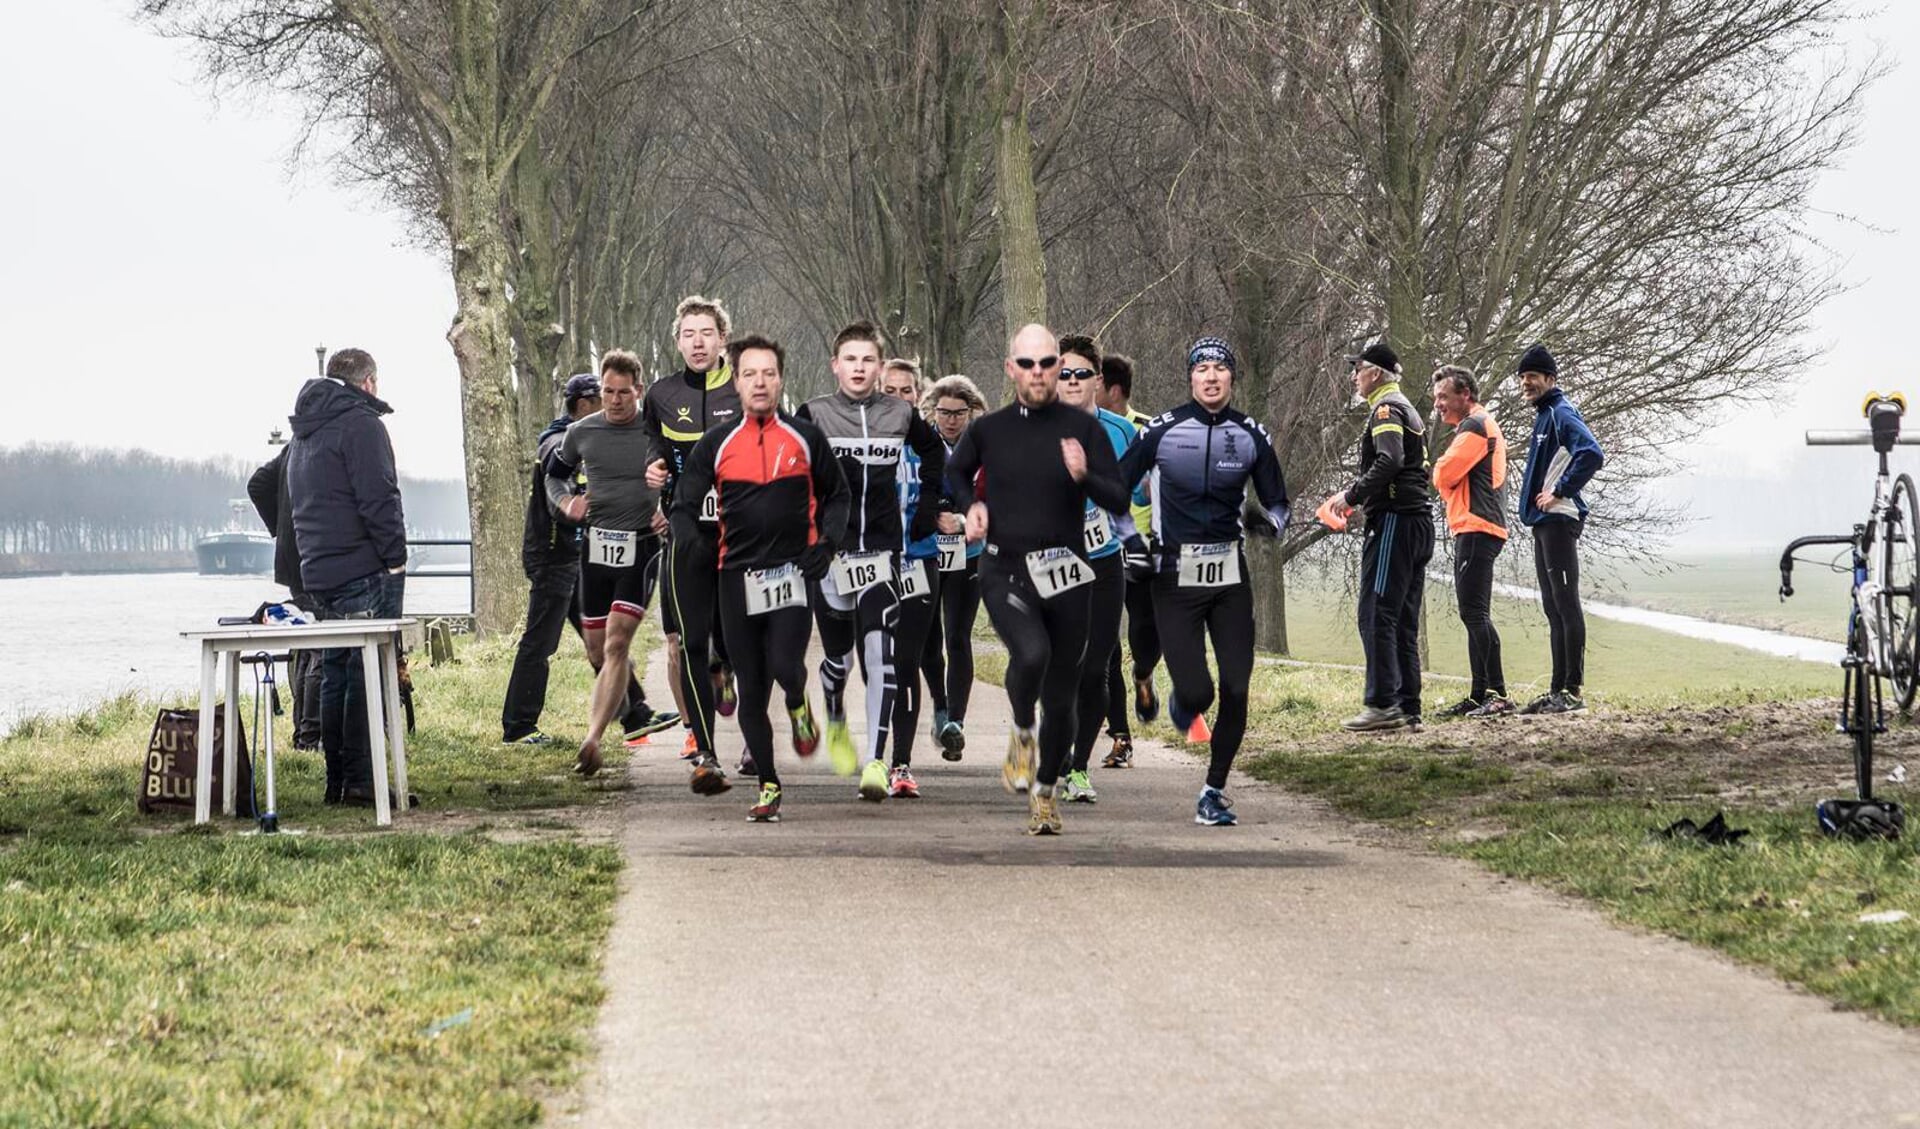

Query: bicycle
left=1778, top=393, right=1920, bottom=803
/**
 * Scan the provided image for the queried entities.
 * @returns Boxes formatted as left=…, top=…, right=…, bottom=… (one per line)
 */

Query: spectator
left=246, top=444, right=322, bottom=751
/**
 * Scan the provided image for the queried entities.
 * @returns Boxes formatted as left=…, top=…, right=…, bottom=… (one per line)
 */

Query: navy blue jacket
left=247, top=445, right=304, bottom=594
left=1118, top=401, right=1290, bottom=570
left=1518, top=387, right=1604, bottom=526
left=288, top=377, right=407, bottom=592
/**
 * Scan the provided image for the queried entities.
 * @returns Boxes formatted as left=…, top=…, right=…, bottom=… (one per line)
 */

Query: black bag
left=1816, top=798, right=1905, bottom=842
left=138, top=708, right=254, bottom=816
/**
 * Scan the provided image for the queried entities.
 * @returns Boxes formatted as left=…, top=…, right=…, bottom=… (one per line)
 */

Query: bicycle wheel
left=1885, top=473, right=1920, bottom=710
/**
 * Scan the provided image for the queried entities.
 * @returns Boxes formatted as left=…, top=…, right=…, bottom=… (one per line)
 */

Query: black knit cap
left=1346, top=342, right=1401, bottom=374
left=1517, top=343, right=1558, bottom=378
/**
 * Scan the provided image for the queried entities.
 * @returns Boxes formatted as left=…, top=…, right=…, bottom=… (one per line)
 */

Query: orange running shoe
left=680, top=730, right=700, bottom=759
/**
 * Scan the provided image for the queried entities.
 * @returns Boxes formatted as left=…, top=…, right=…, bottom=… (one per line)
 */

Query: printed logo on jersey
left=827, top=438, right=905, bottom=466
left=675, top=406, right=694, bottom=423
left=1375, top=405, right=1392, bottom=419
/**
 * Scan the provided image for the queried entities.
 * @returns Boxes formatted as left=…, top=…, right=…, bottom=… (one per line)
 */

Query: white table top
left=181, top=618, right=418, bottom=644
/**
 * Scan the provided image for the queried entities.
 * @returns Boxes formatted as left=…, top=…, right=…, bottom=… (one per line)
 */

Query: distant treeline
left=0, top=443, right=469, bottom=555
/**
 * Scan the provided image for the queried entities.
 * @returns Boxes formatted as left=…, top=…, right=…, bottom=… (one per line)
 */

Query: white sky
left=0, top=2, right=1913, bottom=515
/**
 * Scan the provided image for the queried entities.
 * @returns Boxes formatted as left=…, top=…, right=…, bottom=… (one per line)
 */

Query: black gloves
left=1122, top=534, right=1153, bottom=583
left=799, top=542, right=834, bottom=581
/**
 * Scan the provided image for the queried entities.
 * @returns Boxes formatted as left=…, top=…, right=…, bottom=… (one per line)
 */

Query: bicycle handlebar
left=1806, top=429, right=1920, bottom=446
left=1778, top=533, right=1856, bottom=600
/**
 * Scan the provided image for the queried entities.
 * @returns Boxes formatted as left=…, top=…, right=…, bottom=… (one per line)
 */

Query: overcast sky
left=0, top=3, right=1914, bottom=534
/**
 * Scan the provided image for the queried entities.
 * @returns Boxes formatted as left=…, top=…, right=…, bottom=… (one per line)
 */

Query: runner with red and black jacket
left=794, top=321, right=947, bottom=803
left=674, top=334, right=851, bottom=824
left=644, top=296, right=741, bottom=776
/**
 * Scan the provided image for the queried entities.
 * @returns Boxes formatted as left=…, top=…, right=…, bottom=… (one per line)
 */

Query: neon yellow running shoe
left=826, top=718, right=857, bottom=777
left=747, top=782, right=781, bottom=823
left=1002, top=726, right=1036, bottom=794
left=858, top=758, right=889, bottom=802
left=789, top=698, right=820, bottom=757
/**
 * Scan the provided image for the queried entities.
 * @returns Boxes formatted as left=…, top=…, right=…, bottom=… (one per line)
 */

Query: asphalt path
left=567, top=640, right=1920, bottom=1127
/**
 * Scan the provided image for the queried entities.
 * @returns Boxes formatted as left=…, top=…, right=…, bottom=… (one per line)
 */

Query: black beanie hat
left=1517, top=343, right=1558, bottom=378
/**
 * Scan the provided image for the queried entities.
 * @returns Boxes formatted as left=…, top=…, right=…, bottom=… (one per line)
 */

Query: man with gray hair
left=288, top=347, right=408, bottom=806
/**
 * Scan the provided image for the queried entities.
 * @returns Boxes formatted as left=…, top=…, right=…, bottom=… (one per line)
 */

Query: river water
left=0, top=571, right=470, bottom=732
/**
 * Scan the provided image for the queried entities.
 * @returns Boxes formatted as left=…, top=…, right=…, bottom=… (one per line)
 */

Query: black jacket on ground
left=247, top=445, right=305, bottom=593
left=287, top=377, right=407, bottom=592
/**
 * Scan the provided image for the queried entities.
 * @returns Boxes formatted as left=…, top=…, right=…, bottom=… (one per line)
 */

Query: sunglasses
left=1059, top=367, right=1097, bottom=382
left=1012, top=355, right=1059, bottom=371
left=934, top=406, right=971, bottom=418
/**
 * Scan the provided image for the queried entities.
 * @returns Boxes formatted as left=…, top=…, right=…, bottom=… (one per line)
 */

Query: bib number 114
left=1025, top=547, right=1093, bottom=599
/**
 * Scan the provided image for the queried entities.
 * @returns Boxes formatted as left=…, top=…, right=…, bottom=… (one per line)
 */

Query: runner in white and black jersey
left=795, top=322, right=948, bottom=802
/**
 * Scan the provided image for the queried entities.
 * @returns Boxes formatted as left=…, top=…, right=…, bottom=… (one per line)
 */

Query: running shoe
left=505, top=729, right=553, bottom=746
left=789, top=698, right=821, bottom=757
left=932, top=708, right=951, bottom=743
left=747, top=782, right=782, bottom=823
left=713, top=666, right=737, bottom=718
left=1185, top=714, right=1212, bottom=745
left=826, top=718, right=857, bottom=777
left=1195, top=786, right=1237, bottom=827
left=938, top=720, right=966, bottom=761
left=1003, top=726, right=1037, bottom=794
left=1062, top=769, right=1098, bottom=804
left=1439, top=697, right=1481, bottom=718
left=1168, top=693, right=1194, bottom=736
left=859, top=758, right=889, bottom=802
left=737, top=750, right=759, bottom=777
left=1340, top=705, right=1406, bottom=732
left=1403, top=715, right=1425, bottom=733
left=621, top=733, right=652, bottom=749
left=889, top=764, right=920, bottom=799
left=1556, top=691, right=1588, bottom=714
left=1101, top=735, right=1134, bottom=769
left=1134, top=677, right=1159, bottom=723
left=624, top=708, right=681, bottom=740
left=1467, top=694, right=1516, bottom=719
left=1027, top=784, right=1063, bottom=835
left=680, top=730, right=701, bottom=759
left=1517, top=694, right=1557, bottom=716
left=574, top=738, right=602, bottom=778
left=689, top=752, right=732, bottom=795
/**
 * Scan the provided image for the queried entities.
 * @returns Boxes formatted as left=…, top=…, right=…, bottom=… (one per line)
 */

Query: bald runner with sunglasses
left=946, top=324, right=1131, bottom=835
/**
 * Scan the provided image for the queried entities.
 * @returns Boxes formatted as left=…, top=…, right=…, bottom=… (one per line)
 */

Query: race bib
left=898, top=558, right=931, bottom=601
left=1081, top=506, right=1113, bottom=556
left=830, top=550, right=893, bottom=595
left=744, top=563, right=806, bottom=615
left=589, top=527, right=637, bottom=569
left=936, top=534, right=966, bottom=573
left=1025, top=547, right=1093, bottom=599
left=699, top=488, right=719, bottom=523
left=1178, top=542, right=1240, bottom=588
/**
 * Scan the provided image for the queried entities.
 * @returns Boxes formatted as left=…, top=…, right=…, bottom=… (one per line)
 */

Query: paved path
left=568, top=643, right=1920, bottom=1127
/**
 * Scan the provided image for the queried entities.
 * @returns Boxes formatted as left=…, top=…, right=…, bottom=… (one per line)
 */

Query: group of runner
left=510, top=293, right=1291, bottom=833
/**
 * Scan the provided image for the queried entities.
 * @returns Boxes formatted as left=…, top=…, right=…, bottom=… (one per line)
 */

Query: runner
left=879, top=358, right=951, bottom=797
left=1328, top=342, right=1434, bottom=733
left=946, top=323, right=1131, bottom=835
left=919, top=374, right=989, bottom=759
left=1098, top=352, right=1159, bottom=766
left=673, top=334, right=850, bottom=823
left=796, top=322, right=947, bottom=802
left=545, top=351, right=684, bottom=782
left=643, top=296, right=740, bottom=782
left=1054, top=334, right=1140, bottom=804
left=503, top=371, right=677, bottom=747
left=1118, top=335, right=1290, bottom=826
left=1429, top=364, right=1514, bottom=718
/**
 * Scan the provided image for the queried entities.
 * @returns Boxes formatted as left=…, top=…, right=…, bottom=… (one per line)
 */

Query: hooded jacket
left=247, top=445, right=305, bottom=593
left=287, top=376, right=407, bottom=592
left=1518, top=387, right=1604, bottom=526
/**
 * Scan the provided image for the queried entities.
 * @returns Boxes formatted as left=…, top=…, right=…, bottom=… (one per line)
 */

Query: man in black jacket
left=246, top=444, right=322, bottom=751
left=288, top=348, right=408, bottom=805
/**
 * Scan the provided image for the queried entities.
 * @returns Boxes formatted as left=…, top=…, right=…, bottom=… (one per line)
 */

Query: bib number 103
left=830, top=550, right=892, bottom=595
left=1025, top=547, right=1093, bottom=599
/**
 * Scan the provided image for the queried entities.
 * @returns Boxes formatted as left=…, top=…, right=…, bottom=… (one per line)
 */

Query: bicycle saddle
left=1864, top=392, right=1905, bottom=453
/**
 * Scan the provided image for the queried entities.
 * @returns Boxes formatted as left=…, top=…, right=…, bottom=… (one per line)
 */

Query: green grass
left=1586, top=550, right=1852, bottom=643
left=0, top=629, right=639, bottom=1126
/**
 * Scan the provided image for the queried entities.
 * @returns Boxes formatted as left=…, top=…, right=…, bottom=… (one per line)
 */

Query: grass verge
left=0, top=627, right=645, bottom=1126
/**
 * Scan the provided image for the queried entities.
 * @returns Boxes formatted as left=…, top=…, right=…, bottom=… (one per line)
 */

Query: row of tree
left=0, top=445, right=469, bottom=558
left=141, top=0, right=1870, bottom=640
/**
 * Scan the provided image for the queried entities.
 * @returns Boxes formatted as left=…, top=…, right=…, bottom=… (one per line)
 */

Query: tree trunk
left=994, top=5, right=1045, bottom=336
left=446, top=165, right=528, bottom=636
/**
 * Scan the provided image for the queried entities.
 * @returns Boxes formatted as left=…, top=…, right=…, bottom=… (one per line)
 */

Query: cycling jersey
left=545, top=411, right=660, bottom=533
left=900, top=445, right=940, bottom=560
left=1118, top=401, right=1289, bottom=567
left=671, top=411, right=850, bottom=571
left=1124, top=406, right=1154, bottom=539
left=643, top=363, right=739, bottom=519
left=1432, top=406, right=1508, bottom=539
left=1518, top=386, right=1604, bottom=526
left=797, top=389, right=947, bottom=552
left=1343, top=382, right=1430, bottom=516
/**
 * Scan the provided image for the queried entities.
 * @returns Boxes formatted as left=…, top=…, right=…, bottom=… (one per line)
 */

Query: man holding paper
left=1516, top=344, right=1605, bottom=714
